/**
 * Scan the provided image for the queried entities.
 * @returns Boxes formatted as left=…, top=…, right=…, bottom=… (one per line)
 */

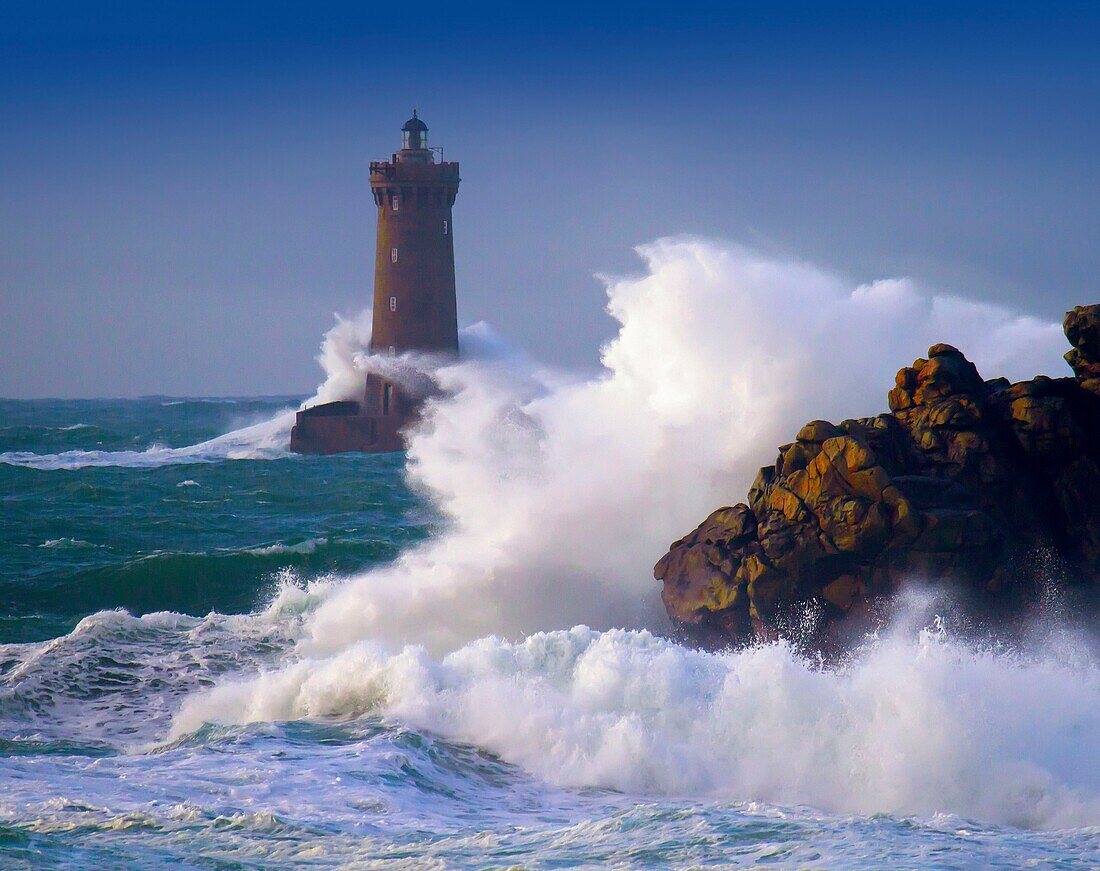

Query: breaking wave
left=286, top=238, right=1069, bottom=654
left=171, top=618, right=1100, bottom=830
left=17, top=237, right=1093, bottom=832
left=158, top=238, right=1100, bottom=830
left=0, top=414, right=296, bottom=470
left=243, top=537, right=328, bottom=557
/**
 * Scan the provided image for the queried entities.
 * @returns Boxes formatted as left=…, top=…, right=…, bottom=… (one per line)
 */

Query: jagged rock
left=1065, top=304, right=1100, bottom=395
left=656, top=504, right=756, bottom=638
left=657, top=305, right=1100, bottom=649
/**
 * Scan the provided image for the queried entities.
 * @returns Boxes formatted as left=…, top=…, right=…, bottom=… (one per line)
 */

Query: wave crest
left=171, top=622, right=1100, bottom=829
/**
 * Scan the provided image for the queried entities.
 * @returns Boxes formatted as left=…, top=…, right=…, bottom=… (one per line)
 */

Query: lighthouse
left=290, top=113, right=461, bottom=454
left=369, top=111, right=460, bottom=356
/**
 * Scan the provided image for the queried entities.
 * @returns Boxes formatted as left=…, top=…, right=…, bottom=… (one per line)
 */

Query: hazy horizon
left=3, top=1, right=1099, bottom=398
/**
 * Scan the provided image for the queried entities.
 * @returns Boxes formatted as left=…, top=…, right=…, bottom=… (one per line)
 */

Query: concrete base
left=289, top=401, right=409, bottom=455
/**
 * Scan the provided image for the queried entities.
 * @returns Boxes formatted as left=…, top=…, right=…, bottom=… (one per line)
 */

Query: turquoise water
left=2, top=398, right=1100, bottom=868
left=0, top=398, right=426, bottom=643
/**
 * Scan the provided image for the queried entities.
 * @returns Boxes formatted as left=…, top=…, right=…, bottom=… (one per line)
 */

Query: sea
left=2, top=395, right=1099, bottom=869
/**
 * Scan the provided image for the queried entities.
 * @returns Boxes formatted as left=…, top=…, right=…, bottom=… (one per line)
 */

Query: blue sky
left=2, top=1, right=1099, bottom=396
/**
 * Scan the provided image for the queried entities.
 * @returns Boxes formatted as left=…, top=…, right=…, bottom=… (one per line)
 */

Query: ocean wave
left=171, top=622, right=1100, bottom=831
left=278, top=240, right=1070, bottom=657
left=3, top=718, right=1092, bottom=867
left=243, top=538, right=328, bottom=557
left=0, top=608, right=303, bottom=747
left=0, top=423, right=95, bottom=432
left=160, top=240, right=1093, bottom=833
left=160, top=399, right=241, bottom=406
left=0, top=315, right=391, bottom=471
left=0, top=410, right=296, bottom=470
left=37, top=538, right=99, bottom=549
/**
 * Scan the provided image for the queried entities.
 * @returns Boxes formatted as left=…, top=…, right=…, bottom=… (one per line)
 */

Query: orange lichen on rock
left=656, top=304, right=1100, bottom=649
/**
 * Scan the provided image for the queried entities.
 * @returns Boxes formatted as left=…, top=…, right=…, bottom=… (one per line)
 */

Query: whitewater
left=3, top=239, right=1098, bottom=867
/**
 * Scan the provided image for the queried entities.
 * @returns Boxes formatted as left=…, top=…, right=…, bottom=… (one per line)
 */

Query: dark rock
left=1065, top=304, right=1100, bottom=395
left=656, top=305, right=1100, bottom=650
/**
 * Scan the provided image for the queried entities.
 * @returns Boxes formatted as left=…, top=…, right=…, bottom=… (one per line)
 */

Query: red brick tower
left=368, top=111, right=460, bottom=356
left=290, top=113, right=461, bottom=454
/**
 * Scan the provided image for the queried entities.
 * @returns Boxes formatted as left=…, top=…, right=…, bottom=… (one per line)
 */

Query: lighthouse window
left=443, top=219, right=448, bottom=235
left=382, top=383, right=392, bottom=415
left=392, top=196, right=399, bottom=211
left=391, top=247, right=398, bottom=263
left=389, top=296, right=397, bottom=312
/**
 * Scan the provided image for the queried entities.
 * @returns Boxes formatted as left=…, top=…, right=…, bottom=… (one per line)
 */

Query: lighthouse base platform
left=289, top=401, right=408, bottom=455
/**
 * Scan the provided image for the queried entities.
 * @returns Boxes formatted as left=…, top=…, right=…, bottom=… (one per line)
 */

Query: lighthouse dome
left=401, top=112, right=428, bottom=133
left=401, top=111, right=429, bottom=151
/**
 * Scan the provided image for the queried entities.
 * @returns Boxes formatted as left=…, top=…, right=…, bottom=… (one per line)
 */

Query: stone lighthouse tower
left=369, top=111, right=460, bottom=356
left=290, top=112, right=461, bottom=454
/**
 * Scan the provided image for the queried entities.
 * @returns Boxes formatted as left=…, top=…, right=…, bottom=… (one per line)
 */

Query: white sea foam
left=161, top=399, right=241, bottom=406
left=13, top=423, right=95, bottom=431
left=38, top=538, right=98, bottom=549
left=0, top=412, right=296, bottom=470
left=244, top=537, right=328, bottom=557
left=170, top=620, right=1100, bottom=829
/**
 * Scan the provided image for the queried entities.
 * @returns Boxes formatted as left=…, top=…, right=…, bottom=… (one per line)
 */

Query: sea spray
left=309, top=310, right=374, bottom=406
left=10, top=239, right=1083, bottom=820
left=293, top=239, right=1071, bottom=654
left=164, top=240, right=1100, bottom=829
left=6, top=240, right=1100, bottom=863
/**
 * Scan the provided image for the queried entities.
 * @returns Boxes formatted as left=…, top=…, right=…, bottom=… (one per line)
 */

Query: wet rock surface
left=656, top=304, right=1100, bottom=649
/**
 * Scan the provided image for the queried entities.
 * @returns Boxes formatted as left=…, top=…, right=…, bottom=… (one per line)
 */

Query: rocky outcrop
left=656, top=304, right=1100, bottom=648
